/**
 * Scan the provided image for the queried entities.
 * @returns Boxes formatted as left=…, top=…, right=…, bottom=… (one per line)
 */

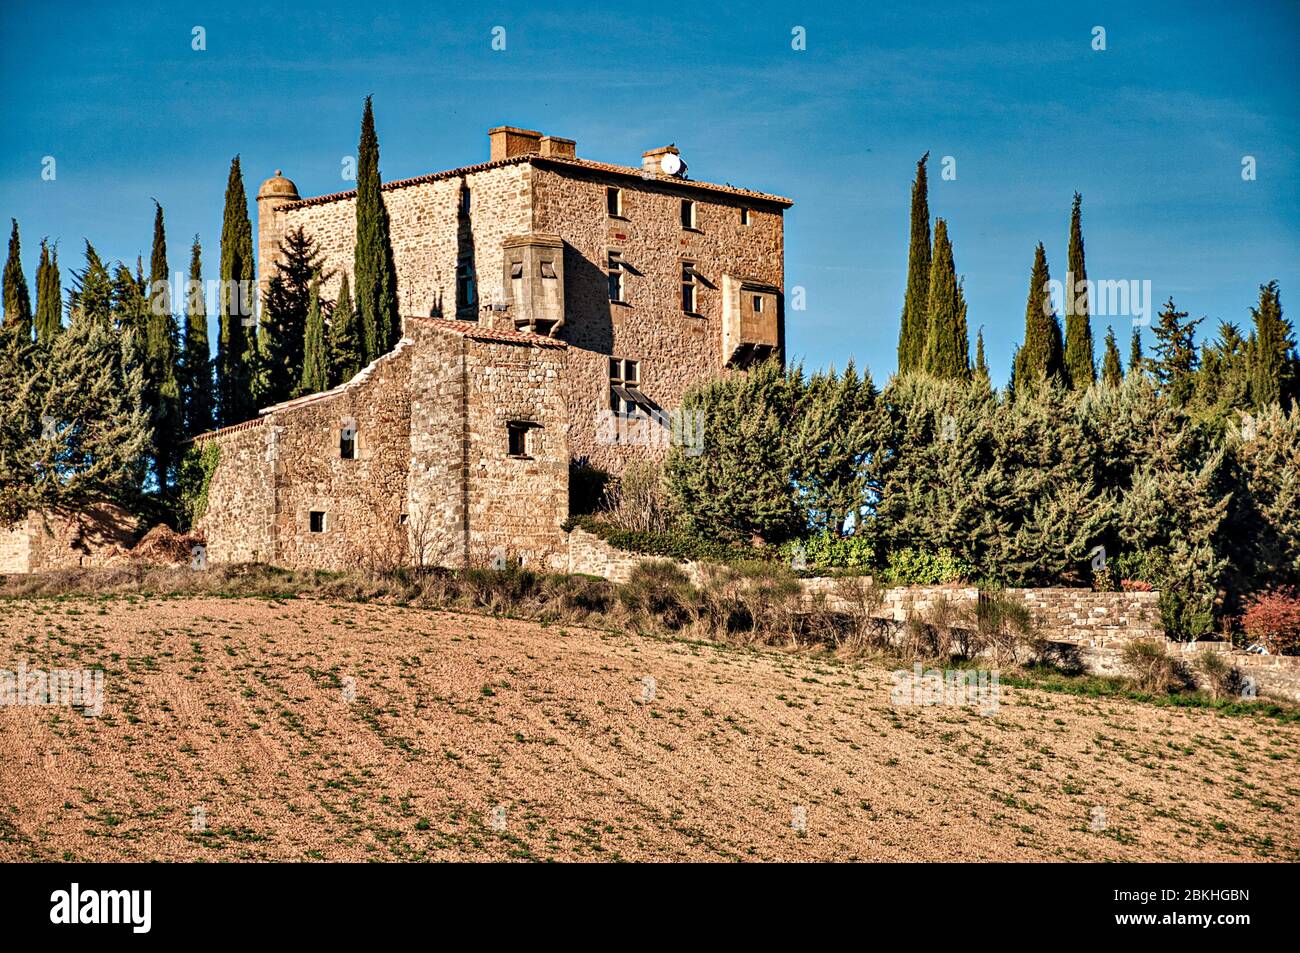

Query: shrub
left=1194, top=650, right=1240, bottom=700
left=1241, top=587, right=1300, bottom=655
left=619, top=560, right=696, bottom=630
left=884, top=547, right=975, bottom=585
left=563, top=515, right=778, bottom=565
left=1120, top=639, right=1190, bottom=694
left=968, top=591, right=1036, bottom=665
left=600, top=460, right=670, bottom=534
left=781, top=532, right=876, bottom=573
left=177, top=442, right=221, bottom=529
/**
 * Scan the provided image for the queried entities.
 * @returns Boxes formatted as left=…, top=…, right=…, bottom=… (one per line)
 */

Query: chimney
left=539, top=135, right=576, bottom=159
left=642, top=145, right=680, bottom=175
left=488, top=126, right=543, bottom=161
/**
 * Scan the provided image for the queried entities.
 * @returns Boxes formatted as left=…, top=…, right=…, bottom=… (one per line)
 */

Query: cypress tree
left=217, top=156, right=256, bottom=425
left=974, top=328, right=990, bottom=386
left=355, top=96, right=400, bottom=363
left=921, top=218, right=969, bottom=379
left=1128, top=329, right=1144, bottom=378
left=1063, top=192, right=1095, bottom=389
left=1012, top=243, right=1064, bottom=390
left=298, top=276, right=328, bottom=396
left=1101, top=326, right=1123, bottom=386
left=897, top=153, right=931, bottom=374
left=1249, top=280, right=1293, bottom=408
left=2, top=219, right=33, bottom=341
left=146, top=201, right=182, bottom=491
left=35, top=240, right=62, bottom=343
left=181, top=235, right=213, bottom=437
left=329, top=272, right=363, bottom=386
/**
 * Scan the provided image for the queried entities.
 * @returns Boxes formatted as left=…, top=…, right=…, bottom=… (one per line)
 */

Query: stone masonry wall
left=0, top=504, right=139, bottom=573
left=195, top=420, right=274, bottom=564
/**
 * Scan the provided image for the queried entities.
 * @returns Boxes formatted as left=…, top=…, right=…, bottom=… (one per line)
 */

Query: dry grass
left=1, top=594, right=1297, bottom=862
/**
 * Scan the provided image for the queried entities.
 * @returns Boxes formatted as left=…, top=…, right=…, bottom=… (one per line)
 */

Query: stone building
left=197, top=125, right=791, bottom=570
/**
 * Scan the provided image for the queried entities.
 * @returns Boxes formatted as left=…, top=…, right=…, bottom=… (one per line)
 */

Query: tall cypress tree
left=146, top=201, right=182, bottom=491
left=1128, top=328, right=1144, bottom=378
left=1101, top=326, right=1123, bottom=386
left=354, top=96, right=400, bottom=363
left=1063, top=192, right=1095, bottom=389
left=896, top=153, right=931, bottom=374
left=1012, top=243, right=1064, bottom=390
left=217, top=156, right=256, bottom=425
left=921, top=218, right=969, bottom=379
left=181, top=235, right=213, bottom=437
left=36, top=240, right=62, bottom=343
left=298, top=276, right=328, bottom=396
left=3, top=219, right=33, bottom=341
left=974, top=328, right=990, bottom=386
left=329, top=272, right=363, bottom=386
left=1249, top=280, right=1293, bottom=408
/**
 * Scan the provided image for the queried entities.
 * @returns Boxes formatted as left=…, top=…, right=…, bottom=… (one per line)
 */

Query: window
left=609, top=358, right=640, bottom=416
left=460, top=187, right=471, bottom=214
left=540, top=260, right=557, bottom=279
left=457, top=258, right=477, bottom=312
left=607, top=250, right=626, bottom=303
left=681, top=199, right=697, bottom=230
left=606, top=187, right=623, bottom=217
left=507, top=421, right=532, bottom=458
left=752, top=295, right=764, bottom=313
left=340, top=425, right=356, bottom=459
left=739, top=207, right=751, bottom=226
left=681, top=262, right=699, bottom=314
left=309, top=511, right=326, bottom=533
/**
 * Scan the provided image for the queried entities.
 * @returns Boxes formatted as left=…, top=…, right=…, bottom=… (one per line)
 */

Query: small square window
left=739, top=207, right=751, bottom=226
left=540, top=260, right=557, bottom=279
left=606, top=187, right=623, bottom=217
left=309, top=511, right=326, bottom=533
left=507, top=421, right=533, bottom=458
left=681, top=200, right=697, bottom=230
left=752, top=295, right=764, bottom=313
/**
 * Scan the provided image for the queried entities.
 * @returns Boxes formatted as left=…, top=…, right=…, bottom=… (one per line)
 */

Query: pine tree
left=1150, top=297, right=1202, bottom=407
left=1101, top=326, right=1123, bottom=386
left=298, top=276, right=328, bottom=397
left=1249, top=280, right=1294, bottom=408
left=2, top=219, right=33, bottom=341
left=260, top=227, right=329, bottom=406
left=35, top=240, right=62, bottom=343
left=1128, top=328, right=1144, bottom=378
left=67, top=241, right=113, bottom=328
left=1063, top=192, right=1095, bottom=389
left=921, top=219, right=969, bottom=379
left=146, top=201, right=182, bottom=491
left=896, top=153, right=931, bottom=375
left=217, top=156, right=256, bottom=425
left=329, top=272, right=363, bottom=386
left=974, top=328, right=990, bottom=386
left=354, top=96, right=400, bottom=363
left=181, top=236, right=213, bottom=437
left=1012, top=243, right=1064, bottom=391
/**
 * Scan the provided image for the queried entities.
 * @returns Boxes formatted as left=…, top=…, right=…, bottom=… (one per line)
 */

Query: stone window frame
left=607, top=249, right=628, bottom=305
left=456, top=257, right=478, bottom=315
left=339, top=417, right=358, bottom=460
left=739, top=206, right=751, bottom=226
left=606, top=186, right=625, bottom=219
left=680, top=198, right=699, bottom=232
left=506, top=420, right=538, bottom=459
left=309, top=511, right=327, bottom=534
left=681, top=260, right=700, bottom=315
left=609, top=358, right=642, bottom=417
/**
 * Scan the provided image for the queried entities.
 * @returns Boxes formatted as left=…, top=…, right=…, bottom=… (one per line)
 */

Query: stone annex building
left=195, top=125, right=793, bottom=572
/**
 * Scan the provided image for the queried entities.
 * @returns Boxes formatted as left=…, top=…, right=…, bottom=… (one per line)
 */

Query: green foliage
left=262, top=227, right=329, bottom=405
left=2, top=219, right=33, bottom=341
left=563, top=515, right=777, bottom=565
left=1101, top=326, right=1123, bottom=386
left=1013, top=242, right=1065, bottom=391
left=217, top=156, right=255, bottom=426
left=897, top=153, right=931, bottom=375
left=146, top=202, right=183, bottom=493
left=1249, top=280, right=1295, bottom=409
left=1150, top=297, right=1202, bottom=407
left=781, top=532, right=876, bottom=573
left=181, top=235, right=213, bottom=437
left=328, top=272, right=363, bottom=387
left=297, top=275, right=329, bottom=397
left=921, top=218, right=969, bottom=379
left=177, top=441, right=221, bottom=528
left=884, top=547, right=975, bottom=585
left=35, top=239, right=62, bottom=343
left=354, top=96, right=399, bottom=363
left=1063, top=193, right=1095, bottom=389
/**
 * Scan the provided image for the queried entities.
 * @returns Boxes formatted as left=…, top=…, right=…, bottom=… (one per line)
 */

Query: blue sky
left=2, top=0, right=1296, bottom=385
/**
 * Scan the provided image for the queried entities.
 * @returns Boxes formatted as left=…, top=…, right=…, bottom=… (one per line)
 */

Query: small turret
left=256, top=170, right=301, bottom=302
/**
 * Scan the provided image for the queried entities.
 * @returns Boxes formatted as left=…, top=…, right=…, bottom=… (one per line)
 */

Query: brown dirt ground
left=1, top=596, right=1296, bottom=862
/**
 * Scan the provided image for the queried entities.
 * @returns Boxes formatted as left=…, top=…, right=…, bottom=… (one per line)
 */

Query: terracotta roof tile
left=189, top=416, right=265, bottom=443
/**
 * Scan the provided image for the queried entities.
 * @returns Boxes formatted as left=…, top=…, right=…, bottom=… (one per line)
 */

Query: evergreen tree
left=112, top=260, right=149, bottom=342
left=1101, top=326, right=1123, bottom=386
left=1063, top=193, right=1095, bottom=389
left=1012, top=243, right=1064, bottom=391
left=1193, top=322, right=1251, bottom=427
left=1128, top=328, right=1144, bottom=378
left=329, top=272, right=363, bottom=386
left=181, top=236, right=213, bottom=437
left=790, top=362, right=878, bottom=534
left=974, top=328, right=990, bottom=386
left=1249, top=280, right=1294, bottom=408
left=354, top=96, right=400, bottom=363
left=1150, top=297, right=1202, bottom=407
left=2, top=219, right=33, bottom=341
left=920, top=219, right=969, bottom=378
left=217, top=156, right=256, bottom=425
left=67, top=241, right=113, bottom=328
left=146, top=201, right=183, bottom=491
left=896, top=153, right=931, bottom=375
left=35, top=240, right=62, bottom=343
left=298, top=275, right=329, bottom=397
left=260, top=226, right=328, bottom=405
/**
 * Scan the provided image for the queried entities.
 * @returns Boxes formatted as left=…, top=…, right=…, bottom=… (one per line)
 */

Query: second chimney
left=489, top=126, right=543, bottom=161
left=642, top=145, right=680, bottom=175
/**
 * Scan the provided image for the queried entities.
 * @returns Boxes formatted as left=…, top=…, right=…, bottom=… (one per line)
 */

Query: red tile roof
left=278, top=154, right=793, bottom=212
left=189, top=416, right=265, bottom=443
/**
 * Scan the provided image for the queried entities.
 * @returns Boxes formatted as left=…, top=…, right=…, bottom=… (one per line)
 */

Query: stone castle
left=194, top=125, right=793, bottom=571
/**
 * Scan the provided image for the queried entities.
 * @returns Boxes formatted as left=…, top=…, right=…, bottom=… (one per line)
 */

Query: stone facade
left=255, top=127, right=792, bottom=474
left=0, top=503, right=139, bottom=573
left=196, top=319, right=568, bottom=571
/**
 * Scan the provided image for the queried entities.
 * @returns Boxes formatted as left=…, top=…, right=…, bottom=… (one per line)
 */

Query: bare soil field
left=1, top=595, right=1296, bottom=862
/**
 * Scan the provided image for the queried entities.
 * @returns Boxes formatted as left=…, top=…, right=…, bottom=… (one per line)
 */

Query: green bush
left=563, top=515, right=778, bottom=565
left=883, top=547, right=975, bottom=585
left=781, top=532, right=876, bottom=573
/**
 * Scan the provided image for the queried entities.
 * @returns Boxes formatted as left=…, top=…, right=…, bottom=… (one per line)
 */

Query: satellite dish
left=659, top=152, right=684, bottom=176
